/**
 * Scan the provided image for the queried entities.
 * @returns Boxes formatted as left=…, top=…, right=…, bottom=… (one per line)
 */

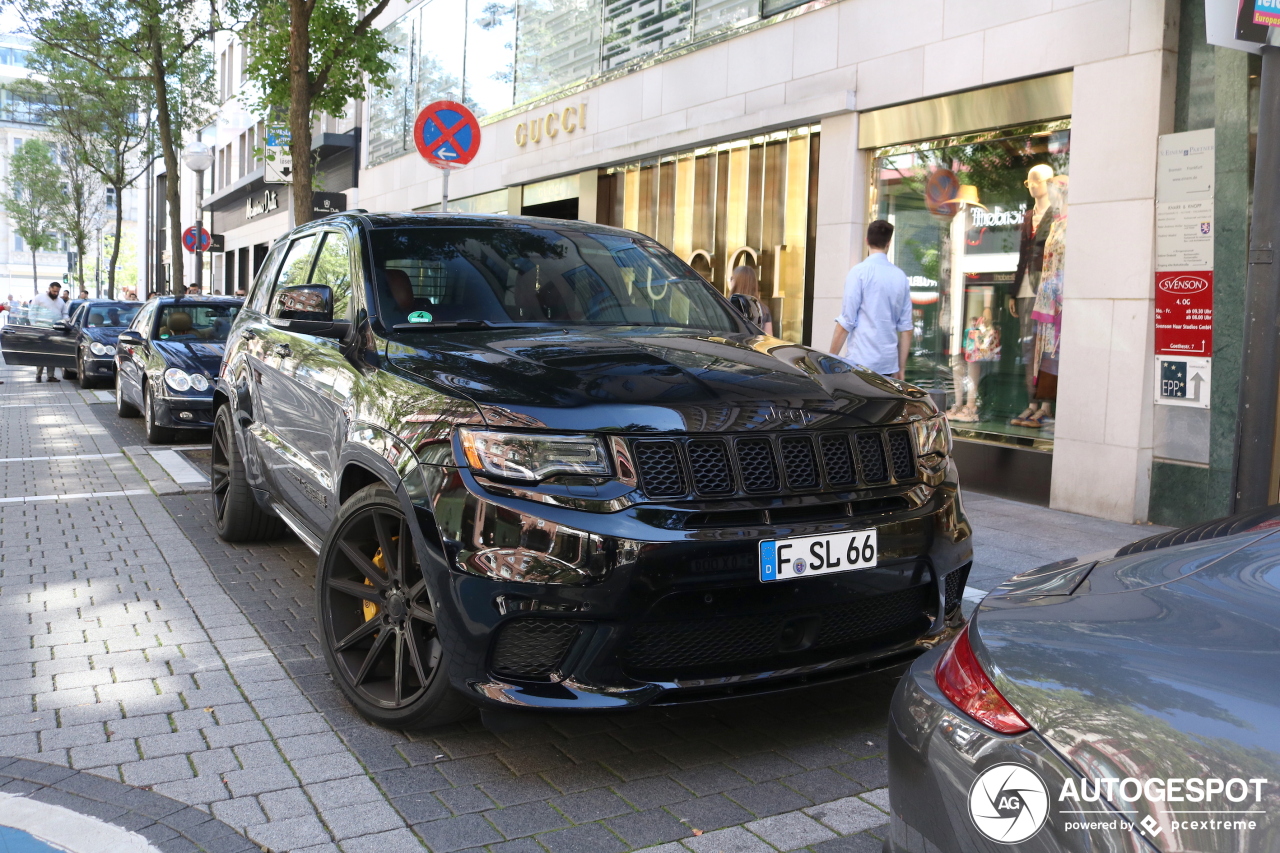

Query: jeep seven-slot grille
left=629, top=429, right=917, bottom=500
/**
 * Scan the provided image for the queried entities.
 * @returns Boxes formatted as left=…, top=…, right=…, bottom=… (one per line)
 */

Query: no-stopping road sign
left=182, top=226, right=211, bottom=253
left=414, top=100, right=481, bottom=170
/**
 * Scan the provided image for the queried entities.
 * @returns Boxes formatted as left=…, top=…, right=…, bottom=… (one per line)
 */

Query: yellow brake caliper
left=362, top=538, right=399, bottom=622
left=363, top=546, right=386, bottom=622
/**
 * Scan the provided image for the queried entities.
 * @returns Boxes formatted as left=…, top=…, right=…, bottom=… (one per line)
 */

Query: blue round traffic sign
left=414, top=100, right=481, bottom=170
left=182, top=226, right=211, bottom=253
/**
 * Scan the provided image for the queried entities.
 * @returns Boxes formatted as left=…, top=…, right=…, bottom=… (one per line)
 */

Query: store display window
left=870, top=121, right=1070, bottom=448
left=600, top=125, right=819, bottom=344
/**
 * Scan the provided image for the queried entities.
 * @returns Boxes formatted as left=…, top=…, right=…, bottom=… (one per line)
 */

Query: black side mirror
left=269, top=284, right=349, bottom=338
left=117, top=330, right=145, bottom=347
left=53, top=320, right=70, bottom=332
left=274, top=284, right=334, bottom=321
left=730, top=293, right=765, bottom=328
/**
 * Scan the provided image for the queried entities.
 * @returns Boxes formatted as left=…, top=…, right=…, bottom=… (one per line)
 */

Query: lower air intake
left=491, top=619, right=579, bottom=679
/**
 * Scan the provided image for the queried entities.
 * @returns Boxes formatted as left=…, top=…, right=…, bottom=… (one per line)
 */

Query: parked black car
left=0, top=298, right=141, bottom=387
left=886, top=507, right=1280, bottom=853
left=211, top=212, right=973, bottom=727
left=115, top=295, right=242, bottom=442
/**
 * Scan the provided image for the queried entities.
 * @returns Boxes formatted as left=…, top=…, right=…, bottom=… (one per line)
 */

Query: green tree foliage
left=23, top=0, right=214, bottom=294
left=3, top=139, right=64, bottom=295
left=234, top=0, right=395, bottom=225
left=20, top=43, right=154, bottom=298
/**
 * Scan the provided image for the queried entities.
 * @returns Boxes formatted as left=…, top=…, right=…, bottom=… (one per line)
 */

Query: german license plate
left=759, top=529, right=878, bottom=582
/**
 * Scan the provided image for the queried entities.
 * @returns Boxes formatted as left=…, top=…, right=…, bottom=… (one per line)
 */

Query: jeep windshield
left=370, top=226, right=741, bottom=334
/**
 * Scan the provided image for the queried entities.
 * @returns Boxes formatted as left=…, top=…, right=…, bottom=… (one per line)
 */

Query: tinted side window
left=247, top=241, right=290, bottom=314
left=309, top=233, right=352, bottom=320
left=275, top=235, right=320, bottom=294
left=132, top=302, right=157, bottom=334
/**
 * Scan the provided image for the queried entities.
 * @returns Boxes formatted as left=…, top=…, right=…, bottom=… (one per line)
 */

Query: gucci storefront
left=357, top=0, right=1184, bottom=522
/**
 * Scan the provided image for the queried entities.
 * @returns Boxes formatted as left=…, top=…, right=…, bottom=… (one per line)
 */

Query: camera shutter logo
left=968, top=764, right=1050, bottom=843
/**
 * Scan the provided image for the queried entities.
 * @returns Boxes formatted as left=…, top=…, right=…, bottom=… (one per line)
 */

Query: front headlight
left=89, top=342, right=113, bottom=356
left=910, top=413, right=951, bottom=459
left=190, top=373, right=209, bottom=391
left=164, top=368, right=192, bottom=392
left=459, top=428, right=611, bottom=482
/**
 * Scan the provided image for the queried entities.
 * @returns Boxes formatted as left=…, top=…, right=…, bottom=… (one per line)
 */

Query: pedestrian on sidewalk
left=829, top=220, right=913, bottom=380
left=29, top=282, right=69, bottom=382
left=730, top=265, right=773, bottom=336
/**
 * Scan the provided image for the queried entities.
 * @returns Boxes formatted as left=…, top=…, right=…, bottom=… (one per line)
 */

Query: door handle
left=273, top=343, right=293, bottom=358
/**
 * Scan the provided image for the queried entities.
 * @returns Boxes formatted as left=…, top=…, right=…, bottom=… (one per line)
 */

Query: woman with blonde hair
left=729, top=265, right=773, bottom=336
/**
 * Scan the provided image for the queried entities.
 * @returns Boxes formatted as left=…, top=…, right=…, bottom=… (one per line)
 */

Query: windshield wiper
left=390, top=319, right=561, bottom=332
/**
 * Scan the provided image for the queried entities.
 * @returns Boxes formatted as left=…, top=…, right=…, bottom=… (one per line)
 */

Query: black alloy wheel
left=210, top=404, right=284, bottom=542
left=115, top=373, right=139, bottom=417
left=317, top=484, right=471, bottom=727
left=143, top=384, right=173, bottom=443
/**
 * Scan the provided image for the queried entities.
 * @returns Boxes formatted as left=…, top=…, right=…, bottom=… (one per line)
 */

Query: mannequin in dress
left=1007, top=164, right=1055, bottom=428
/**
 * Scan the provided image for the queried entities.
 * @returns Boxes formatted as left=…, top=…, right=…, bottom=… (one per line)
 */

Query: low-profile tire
left=143, top=385, right=175, bottom=443
left=77, top=352, right=97, bottom=389
left=317, top=483, right=473, bottom=728
left=115, top=374, right=139, bottom=417
left=211, top=404, right=285, bottom=542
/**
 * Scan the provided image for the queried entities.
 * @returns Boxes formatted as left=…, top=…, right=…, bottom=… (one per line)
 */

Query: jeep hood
left=383, top=326, right=923, bottom=433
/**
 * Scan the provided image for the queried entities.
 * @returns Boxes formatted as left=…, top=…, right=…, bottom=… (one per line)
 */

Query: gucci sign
left=515, top=103, right=588, bottom=146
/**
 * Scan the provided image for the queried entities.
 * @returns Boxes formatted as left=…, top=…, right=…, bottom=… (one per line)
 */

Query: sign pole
left=442, top=169, right=449, bottom=213
left=194, top=167, right=205, bottom=294
left=1235, top=40, right=1280, bottom=510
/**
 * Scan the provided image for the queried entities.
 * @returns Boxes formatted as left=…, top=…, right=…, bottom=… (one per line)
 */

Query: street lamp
left=182, top=141, right=214, bottom=294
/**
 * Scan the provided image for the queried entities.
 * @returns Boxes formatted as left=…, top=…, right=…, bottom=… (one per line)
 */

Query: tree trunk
left=149, top=25, right=185, bottom=294
left=289, top=0, right=314, bottom=227
left=108, top=186, right=124, bottom=299
left=30, top=249, right=38, bottom=296
left=76, top=231, right=86, bottom=291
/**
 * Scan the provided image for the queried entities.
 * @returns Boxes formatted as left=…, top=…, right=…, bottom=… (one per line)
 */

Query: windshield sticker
left=408, top=311, right=433, bottom=323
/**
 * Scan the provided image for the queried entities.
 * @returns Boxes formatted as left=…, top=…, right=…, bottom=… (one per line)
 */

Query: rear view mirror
left=117, top=330, right=145, bottom=347
left=730, top=293, right=764, bottom=328
left=273, top=284, right=334, bottom=322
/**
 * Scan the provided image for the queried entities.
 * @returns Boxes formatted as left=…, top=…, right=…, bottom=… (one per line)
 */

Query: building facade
left=0, top=34, right=142, bottom=301
left=180, top=0, right=1259, bottom=525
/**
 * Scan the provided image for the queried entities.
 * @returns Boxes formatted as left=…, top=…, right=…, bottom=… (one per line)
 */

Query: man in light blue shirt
left=829, top=220, right=913, bottom=378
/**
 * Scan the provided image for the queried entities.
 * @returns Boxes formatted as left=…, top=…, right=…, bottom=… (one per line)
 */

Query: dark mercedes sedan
left=115, top=295, right=242, bottom=442
left=0, top=298, right=141, bottom=387
left=211, top=212, right=973, bottom=727
left=887, top=509, right=1280, bottom=853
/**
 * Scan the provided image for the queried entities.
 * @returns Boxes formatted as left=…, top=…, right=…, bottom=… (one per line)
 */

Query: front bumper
left=82, top=356, right=116, bottom=377
left=422, top=462, right=974, bottom=710
left=155, top=393, right=216, bottom=429
left=887, top=645, right=1154, bottom=853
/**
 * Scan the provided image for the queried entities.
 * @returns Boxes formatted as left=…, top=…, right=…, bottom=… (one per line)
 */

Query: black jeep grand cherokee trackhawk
left=212, top=212, right=973, bottom=727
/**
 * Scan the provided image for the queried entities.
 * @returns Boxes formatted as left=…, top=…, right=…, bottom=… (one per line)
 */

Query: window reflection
left=369, top=0, right=791, bottom=166
left=599, top=125, right=819, bottom=345
left=870, top=122, right=1071, bottom=448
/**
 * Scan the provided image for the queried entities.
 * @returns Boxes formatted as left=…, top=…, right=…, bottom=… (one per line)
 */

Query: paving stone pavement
left=0, top=358, right=1166, bottom=853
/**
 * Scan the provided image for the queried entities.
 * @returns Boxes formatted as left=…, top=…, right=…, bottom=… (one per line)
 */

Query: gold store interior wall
left=598, top=125, right=820, bottom=343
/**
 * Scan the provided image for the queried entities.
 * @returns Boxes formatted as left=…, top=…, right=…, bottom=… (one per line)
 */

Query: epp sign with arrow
left=182, top=226, right=212, bottom=253
left=414, top=100, right=481, bottom=170
left=1155, top=355, right=1211, bottom=409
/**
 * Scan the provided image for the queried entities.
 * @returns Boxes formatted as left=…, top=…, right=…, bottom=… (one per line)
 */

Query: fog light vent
left=944, top=563, right=971, bottom=613
left=177, top=411, right=193, bottom=420
left=491, top=619, right=579, bottom=679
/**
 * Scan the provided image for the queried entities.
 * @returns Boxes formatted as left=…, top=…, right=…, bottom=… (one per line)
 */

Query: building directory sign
left=1154, top=128, right=1216, bottom=406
